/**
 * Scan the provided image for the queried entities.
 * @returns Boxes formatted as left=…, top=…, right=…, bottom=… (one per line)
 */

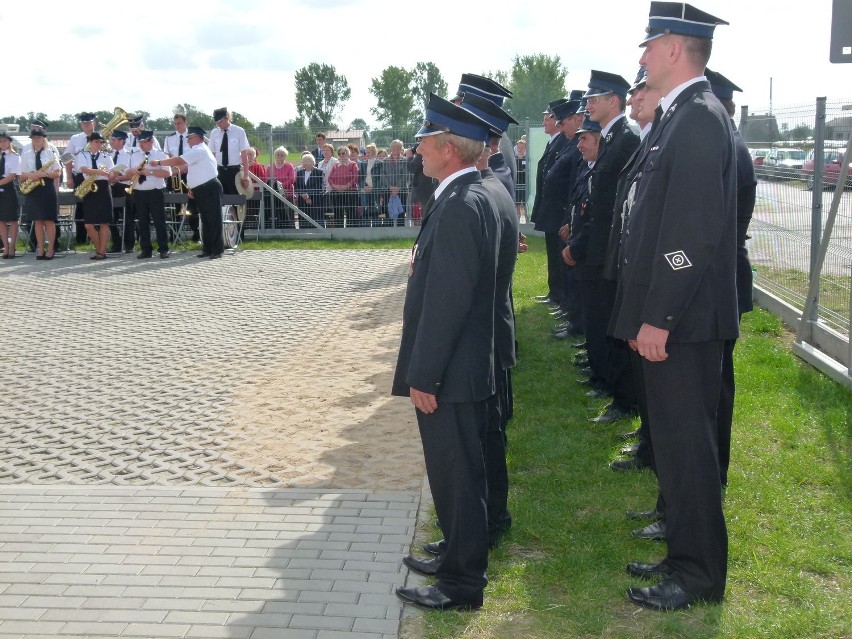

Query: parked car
left=762, top=148, right=807, bottom=181
left=801, top=148, right=852, bottom=190
left=751, top=148, right=771, bottom=178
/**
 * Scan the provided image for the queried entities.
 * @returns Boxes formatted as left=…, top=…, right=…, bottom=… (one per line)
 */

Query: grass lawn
left=409, top=235, right=851, bottom=639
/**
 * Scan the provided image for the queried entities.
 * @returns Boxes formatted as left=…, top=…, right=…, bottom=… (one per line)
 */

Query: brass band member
left=152, top=126, right=224, bottom=259
left=76, top=132, right=115, bottom=260
left=107, top=131, right=133, bottom=253
left=124, top=130, right=171, bottom=258
left=207, top=107, right=250, bottom=196
left=0, top=132, right=20, bottom=259
left=65, top=112, right=97, bottom=244
left=163, top=113, right=199, bottom=241
left=19, top=129, right=61, bottom=260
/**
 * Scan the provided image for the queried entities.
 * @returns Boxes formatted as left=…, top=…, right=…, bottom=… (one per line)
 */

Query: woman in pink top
left=267, top=146, right=296, bottom=228
left=327, top=146, right=359, bottom=228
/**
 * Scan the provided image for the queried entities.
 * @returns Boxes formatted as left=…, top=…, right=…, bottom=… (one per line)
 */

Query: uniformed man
left=530, top=99, right=571, bottom=308
left=152, top=126, right=224, bottom=259
left=392, top=93, right=499, bottom=612
left=106, top=130, right=133, bottom=253
left=611, top=2, right=737, bottom=611
left=124, top=131, right=171, bottom=259
left=207, top=108, right=250, bottom=196
left=126, top=115, right=161, bottom=151
left=64, top=112, right=97, bottom=244
left=163, top=113, right=199, bottom=242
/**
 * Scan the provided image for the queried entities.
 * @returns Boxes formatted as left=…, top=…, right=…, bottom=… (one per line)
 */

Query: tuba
left=96, top=107, right=130, bottom=151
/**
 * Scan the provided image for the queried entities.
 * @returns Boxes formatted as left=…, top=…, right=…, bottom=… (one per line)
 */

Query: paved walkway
left=0, top=250, right=423, bottom=638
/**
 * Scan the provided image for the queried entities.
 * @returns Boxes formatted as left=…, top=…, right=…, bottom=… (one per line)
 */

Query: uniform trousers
left=641, top=340, right=727, bottom=601
left=193, top=179, right=224, bottom=256
left=717, top=336, right=738, bottom=486
left=544, top=232, right=563, bottom=304
left=484, top=369, right=512, bottom=545
left=628, top=349, right=655, bottom=469
left=134, top=189, right=168, bottom=254
left=417, top=400, right=489, bottom=606
left=578, top=266, right=608, bottom=386
left=601, top=278, right=636, bottom=412
left=218, top=165, right=240, bottom=196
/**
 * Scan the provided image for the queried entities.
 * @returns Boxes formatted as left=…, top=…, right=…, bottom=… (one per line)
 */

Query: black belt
left=191, top=178, right=219, bottom=191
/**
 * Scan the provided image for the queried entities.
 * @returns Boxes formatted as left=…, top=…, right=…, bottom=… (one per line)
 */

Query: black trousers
left=544, top=232, right=563, bottom=303
left=485, top=369, right=512, bottom=544
left=218, top=165, right=240, bottom=196
left=629, top=349, right=655, bottom=468
left=417, top=400, right=488, bottom=606
left=122, top=195, right=137, bottom=251
left=134, top=189, right=168, bottom=254
left=601, top=278, right=636, bottom=412
left=578, top=267, right=608, bottom=386
left=193, top=179, right=224, bottom=255
left=72, top=174, right=87, bottom=243
left=642, top=340, right=727, bottom=601
left=717, top=336, right=738, bottom=486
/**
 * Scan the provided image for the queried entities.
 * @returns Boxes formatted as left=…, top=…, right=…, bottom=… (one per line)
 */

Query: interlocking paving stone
left=0, top=251, right=423, bottom=637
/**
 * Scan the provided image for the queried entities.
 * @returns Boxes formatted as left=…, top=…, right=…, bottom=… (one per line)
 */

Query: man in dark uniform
left=565, top=71, right=639, bottom=421
left=392, top=94, right=499, bottom=612
left=705, top=68, right=757, bottom=487
left=611, top=2, right=737, bottom=611
left=530, top=99, right=570, bottom=308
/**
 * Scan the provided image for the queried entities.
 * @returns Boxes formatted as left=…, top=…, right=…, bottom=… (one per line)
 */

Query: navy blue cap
left=576, top=116, right=602, bottom=134
left=584, top=70, right=631, bottom=98
left=128, top=115, right=144, bottom=128
left=111, top=130, right=128, bottom=141
left=568, top=89, right=585, bottom=102
left=187, top=126, right=207, bottom=137
left=136, top=130, right=156, bottom=142
left=574, top=98, right=589, bottom=115
left=86, top=132, right=105, bottom=142
left=641, top=2, right=728, bottom=46
left=454, top=73, right=513, bottom=107
left=79, top=112, right=96, bottom=122
left=629, top=67, right=648, bottom=93
left=543, top=98, right=569, bottom=116
left=459, top=93, right=518, bottom=136
left=415, top=93, right=492, bottom=141
left=553, top=100, right=581, bottom=121
left=704, top=68, right=742, bottom=101
left=30, top=118, right=48, bottom=130
left=213, top=107, right=229, bottom=122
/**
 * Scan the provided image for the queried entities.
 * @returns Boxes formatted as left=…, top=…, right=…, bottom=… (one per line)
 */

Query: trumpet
left=19, top=157, right=58, bottom=194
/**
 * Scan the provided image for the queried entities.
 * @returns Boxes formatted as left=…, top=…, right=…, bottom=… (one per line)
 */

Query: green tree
left=294, top=63, right=351, bottom=131
left=505, top=54, right=567, bottom=122
left=349, top=118, right=369, bottom=134
left=369, top=66, right=416, bottom=127
left=411, top=62, right=447, bottom=121
left=172, top=103, right=216, bottom=130
left=483, top=69, right=510, bottom=89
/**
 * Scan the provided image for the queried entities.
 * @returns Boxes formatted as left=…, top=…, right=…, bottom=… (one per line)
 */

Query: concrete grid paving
left=0, top=250, right=422, bottom=638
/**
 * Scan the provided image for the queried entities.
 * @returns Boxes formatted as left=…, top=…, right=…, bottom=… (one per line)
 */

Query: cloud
left=141, top=44, right=199, bottom=71
left=194, top=19, right=266, bottom=50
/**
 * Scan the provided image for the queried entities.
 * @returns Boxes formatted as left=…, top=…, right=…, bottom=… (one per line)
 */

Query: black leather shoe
left=395, top=585, right=480, bottom=611
left=553, top=330, right=571, bottom=340
left=627, top=579, right=697, bottom=611
left=159, top=251, right=170, bottom=259
left=572, top=341, right=587, bottom=349
left=107, top=247, right=123, bottom=254
left=586, top=388, right=611, bottom=399
left=137, top=252, right=152, bottom=259
left=619, top=428, right=641, bottom=440
left=535, top=296, right=554, bottom=304
left=611, top=457, right=652, bottom=471
left=632, top=519, right=667, bottom=540
left=621, top=443, right=640, bottom=455
left=534, top=294, right=551, bottom=301
left=552, top=322, right=569, bottom=334
left=626, top=561, right=666, bottom=580
left=626, top=508, right=662, bottom=521
left=590, top=405, right=635, bottom=424
left=578, top=366, right=593, bottom=376
left=402, top=554, right=441, bottom=576
left=209, top=253, right=222, bottom=259
left=423, top=540, right=446, bottom=556
left=197, top=252, right=211, bottom=258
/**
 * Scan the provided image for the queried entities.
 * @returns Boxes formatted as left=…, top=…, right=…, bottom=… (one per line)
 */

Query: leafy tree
left=294, top=63, right=351, bottom=131
left=483, top=69, right=510, bottom=89
left=411, top=62, right=447, bottom=121
left=505, top=54, right=567, bottom=122
left=370, top=66, right=416, bottom=127
left=349, top=118, right=370, bottom=134
left=231, top=111, right=254, bottom=131
left=172, top=103, right=216, bottom=130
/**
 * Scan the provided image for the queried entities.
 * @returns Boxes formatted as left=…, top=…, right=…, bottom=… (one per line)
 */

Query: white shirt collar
left=660, top=76, right=706, bottom=115
left=434, top=166, right=478, bottom=199
left=640, top=121, right=653, bottom=140
left=600, top=113, right=625, bottom=139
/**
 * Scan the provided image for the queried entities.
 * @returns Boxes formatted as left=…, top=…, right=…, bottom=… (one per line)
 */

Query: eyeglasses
left=586, top=94, right=612, bottom=105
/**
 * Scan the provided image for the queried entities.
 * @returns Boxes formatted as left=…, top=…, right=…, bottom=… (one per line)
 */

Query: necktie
left=35, top=150, right=42, bottom=170
left=221, top=129, right=229, bottom=166
left=91, top=153, right=98, bottom=169
left=651, top=105, right=663, bottom=133
left=178, top=134, right=184, bottom=156
left=113, top=151, right=119, bottom=163
left=0, top=152, right=5, bottom=178
left=132, top=137, right=137, bottom=148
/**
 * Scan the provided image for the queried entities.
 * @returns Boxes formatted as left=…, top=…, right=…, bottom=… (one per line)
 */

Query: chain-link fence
left=740, top=98, right=852, bottom=373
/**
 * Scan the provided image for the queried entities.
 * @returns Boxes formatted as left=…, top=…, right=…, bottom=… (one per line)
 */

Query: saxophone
left=74, top=156, right=107, bottom=200
left=19, top=157, right=58, bottom=194
left=125, top=155, right=148, bottom=195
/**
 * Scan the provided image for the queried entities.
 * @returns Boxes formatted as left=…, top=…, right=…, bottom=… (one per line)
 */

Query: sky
left=3, top=0, right=849, bottom=130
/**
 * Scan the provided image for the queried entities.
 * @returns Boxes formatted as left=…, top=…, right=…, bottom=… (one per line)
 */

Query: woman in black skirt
left=0, top=132, right=20, bottom=258
left=76, top=132, right=114, bottom=260
left=19, top=129, right=61, bottom=260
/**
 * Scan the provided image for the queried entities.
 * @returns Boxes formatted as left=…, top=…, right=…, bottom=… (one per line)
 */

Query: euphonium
left=19, top=157, right=58, bottom=194
left=86, top=107, right=130, bottom=153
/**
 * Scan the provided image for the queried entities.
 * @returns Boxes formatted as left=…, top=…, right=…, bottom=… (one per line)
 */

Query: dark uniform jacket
left=566, top=161, right=594, bottom=233
left=733, top=128, right=756, bottom=314
left=609, top=81, right=739, bottom=344
left=392, top=170, right=501, bottom=402
left=530, top=134, right=568, bottom=232
left=482, top=167, right=519, bottom=371
left=533, top=136, right=580, bottom=234
left=487, top=153, right=515, bottom=199
left=568, top=117, right=639, bottom=272
left=604, top=133, right=648, bottom=282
